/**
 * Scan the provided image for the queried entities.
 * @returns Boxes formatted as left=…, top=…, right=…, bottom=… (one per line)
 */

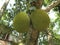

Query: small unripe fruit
left=30, top=9, right=50, bottom=31
left=13, top=12, right=30, bottom=33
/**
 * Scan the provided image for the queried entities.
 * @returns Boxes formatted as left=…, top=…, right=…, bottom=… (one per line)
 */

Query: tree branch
left=0, top=0, right=10, bottom=18
left=37, top=0, right=43, bottom=8
left=44, top=0, right=60, bottom=12
left=36, top=0, right=43, bottom=8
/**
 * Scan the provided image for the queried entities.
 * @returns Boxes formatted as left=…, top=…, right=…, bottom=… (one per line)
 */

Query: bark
left=44, top=0, right=60, bottom=12
left=26, top=29, right=39, bottom=45
left=47, top=31, right=53, bottom=45
left=36, top=0, right=43, bottom=8
left=0, top=0, right=10, bottom=19
left=0, top=40, right=7, bottom=45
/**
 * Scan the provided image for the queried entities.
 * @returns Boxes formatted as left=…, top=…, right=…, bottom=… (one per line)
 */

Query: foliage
left=0, top=0, right=60, bottom=45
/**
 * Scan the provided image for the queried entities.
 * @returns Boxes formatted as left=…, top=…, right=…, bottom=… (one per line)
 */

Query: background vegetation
left=0, top=0, right=60, bottom=45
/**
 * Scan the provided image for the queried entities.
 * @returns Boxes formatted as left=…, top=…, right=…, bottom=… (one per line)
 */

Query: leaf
left=54, top=34, right=60, bottom=39
left=44, top=0, right=52, bottom=5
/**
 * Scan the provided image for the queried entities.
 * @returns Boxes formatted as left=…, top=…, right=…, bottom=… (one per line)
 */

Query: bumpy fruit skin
left=13, top=12, right=30, bottom=33
left=30, top=9, right=50, bottom=31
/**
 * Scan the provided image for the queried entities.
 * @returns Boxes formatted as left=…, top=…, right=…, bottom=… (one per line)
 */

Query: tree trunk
left=47, top=31, right=53, bottom=45
left=0, top=40, right=8, bottom=45
left=26, top=28, right=39, bottom=45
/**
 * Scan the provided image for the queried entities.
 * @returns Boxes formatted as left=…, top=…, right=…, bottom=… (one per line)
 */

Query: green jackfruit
left=13, top=12, right=30, bottom=33
left=30, top=9, right=50, bottom=31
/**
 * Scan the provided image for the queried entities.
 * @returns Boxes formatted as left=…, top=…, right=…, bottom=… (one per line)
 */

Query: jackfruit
left=13, top=12, right=30, bottom=33
left=30, top=9, right=50, bottom=31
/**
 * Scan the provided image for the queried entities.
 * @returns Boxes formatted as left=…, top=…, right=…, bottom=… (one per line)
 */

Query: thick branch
left=45, top=0, right=60, bottom=12
left=0, top=0, right=10, bottom=18
left=26, top=28, right=39, bottom=45
left=37, top=0, right=43, bottom=8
